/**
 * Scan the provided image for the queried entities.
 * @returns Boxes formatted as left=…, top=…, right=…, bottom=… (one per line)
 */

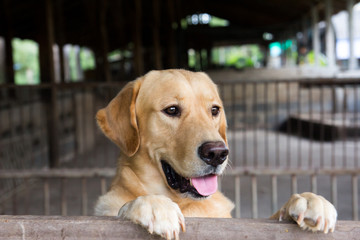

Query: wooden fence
left=0, top=215, right=359, bottom=240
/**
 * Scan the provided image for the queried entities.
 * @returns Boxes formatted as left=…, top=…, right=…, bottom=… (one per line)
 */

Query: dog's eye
left=211, top=106, right=220, bottom=117
left=163, top=106, right=181, bottom=117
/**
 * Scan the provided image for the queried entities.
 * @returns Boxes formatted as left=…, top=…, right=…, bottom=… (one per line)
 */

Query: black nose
left=198, top=141, right=229, bottom=167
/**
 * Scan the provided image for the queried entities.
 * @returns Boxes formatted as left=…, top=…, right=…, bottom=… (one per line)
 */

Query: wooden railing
left=0, top=216, right=359, bottom=239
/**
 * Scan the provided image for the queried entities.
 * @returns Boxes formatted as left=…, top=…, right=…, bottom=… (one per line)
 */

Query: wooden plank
left=0, top=216, right=359, bottom=240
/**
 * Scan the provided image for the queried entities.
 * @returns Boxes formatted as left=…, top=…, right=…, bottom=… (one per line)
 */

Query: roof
left=0, top=0, right=359, bottom=52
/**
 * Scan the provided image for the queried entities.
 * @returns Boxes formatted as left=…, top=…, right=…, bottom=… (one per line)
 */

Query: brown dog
left=94, top=69, right=337, bottom=239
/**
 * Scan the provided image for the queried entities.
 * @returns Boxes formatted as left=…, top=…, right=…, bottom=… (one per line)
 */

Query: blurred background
left=0, top=0, right=360, bottom=220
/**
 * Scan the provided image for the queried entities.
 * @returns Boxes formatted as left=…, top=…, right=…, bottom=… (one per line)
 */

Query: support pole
left=39, top=0, right=59, bottom=167
left=348, top=0, right=357, bottom=70
left=133, top=0, right=144, bottom=76
left=325, top=0, right=336, bottom=68
left=99, top=0, right=111, bottom=82
left=311, top=5, right=320, bottom=67
left=166, top=0, right=177, bottom=68
left=152, top=0, right=162, bottom=69
left=2, top=0, right=15, bottom=84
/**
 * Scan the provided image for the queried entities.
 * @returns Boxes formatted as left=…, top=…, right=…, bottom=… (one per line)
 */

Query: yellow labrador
left=94, top=69, right=337, bottom=239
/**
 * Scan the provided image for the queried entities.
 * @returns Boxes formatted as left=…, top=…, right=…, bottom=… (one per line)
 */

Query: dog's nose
left=198, top=141, right=229, bottom=167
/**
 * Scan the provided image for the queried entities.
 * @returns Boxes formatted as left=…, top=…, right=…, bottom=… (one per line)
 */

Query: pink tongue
left=191, top=175, right=218, bottom=196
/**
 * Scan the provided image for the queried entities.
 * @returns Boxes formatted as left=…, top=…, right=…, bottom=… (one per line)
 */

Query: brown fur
left=95, top=69, right=337, bottom=238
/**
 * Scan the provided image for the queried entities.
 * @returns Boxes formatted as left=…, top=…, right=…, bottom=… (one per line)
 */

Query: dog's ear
left=219, top=108, right=228, bottom=145
left=96, top=78, right=143, bottom=156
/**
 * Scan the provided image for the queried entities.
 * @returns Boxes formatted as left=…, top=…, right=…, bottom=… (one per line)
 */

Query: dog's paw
left=278, top=192, right=337, bottom=233
left=118, top=195, right=185, bottom=240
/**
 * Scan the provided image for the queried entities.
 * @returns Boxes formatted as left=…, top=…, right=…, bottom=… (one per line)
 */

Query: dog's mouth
left=161, top=160, right=218, bottom=198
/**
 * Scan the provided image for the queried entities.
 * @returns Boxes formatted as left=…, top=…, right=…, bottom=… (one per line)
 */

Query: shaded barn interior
left=0, top=0, right=360, bottom=221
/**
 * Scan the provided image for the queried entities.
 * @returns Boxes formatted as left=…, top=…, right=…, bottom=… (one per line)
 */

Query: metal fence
left=0, top=78, right=359, bottom=220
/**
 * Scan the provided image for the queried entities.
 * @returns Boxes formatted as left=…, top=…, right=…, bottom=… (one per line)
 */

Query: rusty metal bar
left=235, top=176, right=241, bottom=218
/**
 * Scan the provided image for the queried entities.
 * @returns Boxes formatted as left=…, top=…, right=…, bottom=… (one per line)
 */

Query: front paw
left=279, top=192, right=337, bottom=233
left=118, top=195, right=185, bottom=240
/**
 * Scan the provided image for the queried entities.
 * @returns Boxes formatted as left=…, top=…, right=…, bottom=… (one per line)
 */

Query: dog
left=94, top=69, right=337, bottom=239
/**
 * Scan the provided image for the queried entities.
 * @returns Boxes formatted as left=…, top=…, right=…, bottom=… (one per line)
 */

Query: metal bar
left=343, top=86, right=347, bottom=167
left=311, top=175, right=317, bottom=194
left=1, top=78, right=360, bottom=90
left=320, top=86, right=325, bottom=168
left=297, top=81, right=302, bottom=168
left=332, top=85, right=336, bottom=168
left=331, top=175, right=338, bottom=209
left=235, top=176, right=241, bottom=218
left=243, top=83, right=247, bottom=166
left=251, top=176, right=258, bottom=218
left=286, top=81, right=291, bottom=167
left=271, top=175, right=277, bottom=215
left=100, top=178, right=107, bottom=195
left=253, top=82, right=257, bottom=167
left=2, top=167, right=360, bottom=179
left=275, top=82, right=279, bottom=167
left=231, top=83, right=236, bottom=164
left=61, top=178, right=67, bottom=216
left=264, top=82, right=269, bottom=167
left=291, top=175, right=297, bottom=194
left=309, top=87, right=313, bottom=168
left=81, top=178, right=88, bottom=216
left=352, top=175, right=358, bottom=220
left=355, top=86, right=359, bottom=168
left=43, top=178, right=50, bottom=215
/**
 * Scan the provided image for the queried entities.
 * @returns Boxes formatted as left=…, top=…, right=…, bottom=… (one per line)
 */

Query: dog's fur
left=95, top=69, right=337, bottom=239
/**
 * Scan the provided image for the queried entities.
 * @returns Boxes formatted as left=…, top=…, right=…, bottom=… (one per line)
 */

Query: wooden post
left=325, top=0, right=336, bottom=68
left=166, top=0, right=177, bottom=68
left=39, top=0, right=60, bottom=167
left=99, top=0, right=111, bottom=82
left=133, top=0, right=144, bottom=76
left=348, top=0, right=357, bottom=70
left=55, top=0, right=66, bottom=83
left=152, top=0, right=162, bottom=69
left=311, top=5, right=320, bottom=67
left=2, top=0, right=15, bottom=84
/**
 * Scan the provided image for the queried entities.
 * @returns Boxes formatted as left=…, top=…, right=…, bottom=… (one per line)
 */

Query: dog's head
left=96, top=69, right=228, bottom=199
